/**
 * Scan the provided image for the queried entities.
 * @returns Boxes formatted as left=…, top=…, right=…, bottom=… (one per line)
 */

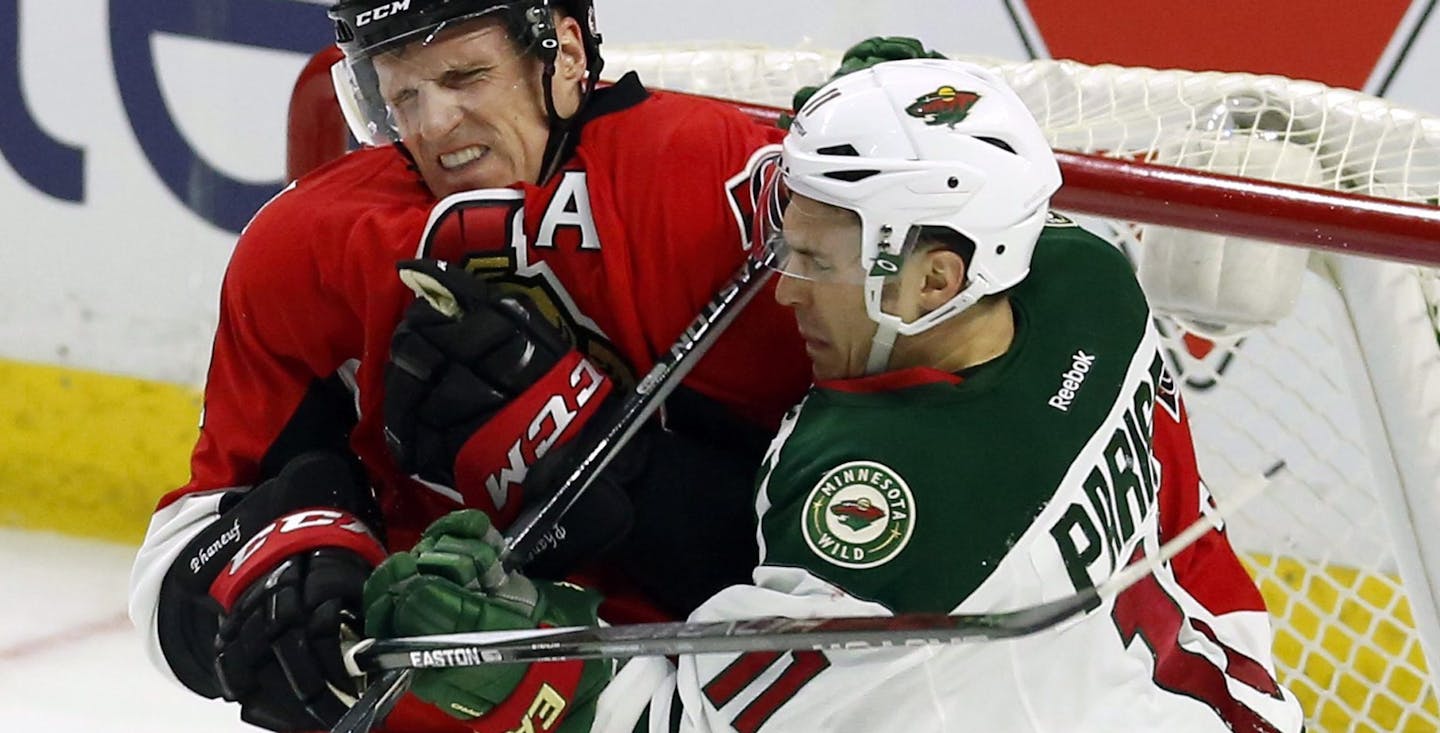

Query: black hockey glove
left=779, top=36, right=948, bottom=129
left=383, top=258, right=575, bottom=482
left=215, top=549, right=371, bottom=730
left=383, top=259, right=635, bottom=579
left=157, top=452, right=388, bottom=731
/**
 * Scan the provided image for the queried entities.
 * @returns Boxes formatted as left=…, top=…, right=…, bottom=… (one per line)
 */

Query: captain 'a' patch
left=802, top=460, right=916, bottom=569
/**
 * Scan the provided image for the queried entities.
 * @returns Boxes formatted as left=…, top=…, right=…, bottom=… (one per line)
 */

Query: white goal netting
left=600, top=43, right=1440, bottom=732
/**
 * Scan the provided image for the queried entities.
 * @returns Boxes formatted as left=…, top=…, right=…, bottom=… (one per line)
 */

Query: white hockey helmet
left=765, top=58, right=1062, bottom=373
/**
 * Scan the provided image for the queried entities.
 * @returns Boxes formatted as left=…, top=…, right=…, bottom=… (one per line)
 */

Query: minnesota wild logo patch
left=802, top=461, right=915, bottom=569
left=905, top=86, right=981, bottom=127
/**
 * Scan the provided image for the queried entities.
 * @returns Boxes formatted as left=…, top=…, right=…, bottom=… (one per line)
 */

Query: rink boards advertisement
left=1, top=0, right=1438, bottom=551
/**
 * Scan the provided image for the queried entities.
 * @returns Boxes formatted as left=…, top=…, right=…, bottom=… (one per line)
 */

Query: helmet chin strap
left=863, top=279, right=987, bottom=376
left=537, top=65, right=601, bottom=183
left=526, top=2, right=567, bottom=183
left=529, top=2, right=604, bottom=184
left=864, top=321, right=900, bottom=375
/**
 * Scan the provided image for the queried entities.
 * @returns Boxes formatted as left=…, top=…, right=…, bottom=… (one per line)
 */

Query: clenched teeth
left=440, top=145, right=487, bottom=170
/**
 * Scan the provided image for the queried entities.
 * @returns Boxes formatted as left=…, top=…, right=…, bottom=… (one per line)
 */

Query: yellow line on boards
left=0, top=359, right=198, bottom=544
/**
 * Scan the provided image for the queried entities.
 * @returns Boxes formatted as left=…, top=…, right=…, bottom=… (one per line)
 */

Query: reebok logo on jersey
left=802, top=461, right=915, bottom=569
left=1048, top=350, right=1097, bottom=412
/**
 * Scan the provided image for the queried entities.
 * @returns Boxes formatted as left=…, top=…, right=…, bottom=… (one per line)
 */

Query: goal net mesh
left=599, top=43, right=1440, bottom=732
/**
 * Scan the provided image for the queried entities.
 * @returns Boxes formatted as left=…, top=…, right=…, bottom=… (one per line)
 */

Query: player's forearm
left=128, top=489, right=232, bottom=689
left=132, top=450, right=385, bottom=701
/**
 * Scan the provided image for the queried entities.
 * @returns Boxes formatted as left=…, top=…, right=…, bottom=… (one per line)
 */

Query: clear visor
left=756, top=167, right=909, bottom=285
left=332, top=15, right=537, bottom=147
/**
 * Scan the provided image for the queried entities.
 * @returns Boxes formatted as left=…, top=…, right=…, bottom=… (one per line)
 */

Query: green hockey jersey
left=755, top=217, right=1155, bottom=612
left=596, top=219, right=1303, bottom=733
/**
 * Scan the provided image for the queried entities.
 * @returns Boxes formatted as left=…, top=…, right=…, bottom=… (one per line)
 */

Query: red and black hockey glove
left=158, top=452, right=387, bottom=731
left=383, top=259, right=637, bottom=579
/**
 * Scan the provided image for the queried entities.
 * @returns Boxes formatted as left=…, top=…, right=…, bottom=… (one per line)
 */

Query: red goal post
left=285, top=46, right=1440, bottom=265
left=287, top=43, right=1440, bottom=732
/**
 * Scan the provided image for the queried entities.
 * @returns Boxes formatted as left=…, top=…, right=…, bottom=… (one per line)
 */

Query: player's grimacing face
left=373, top=21, right=551, bottom=196
left=773, top=196, right=877, bottom=381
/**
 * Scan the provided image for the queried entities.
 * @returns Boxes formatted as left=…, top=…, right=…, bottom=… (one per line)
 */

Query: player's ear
left=553, top=13, right=586, bottom=83
left=918, top=248, right=966, bottom=311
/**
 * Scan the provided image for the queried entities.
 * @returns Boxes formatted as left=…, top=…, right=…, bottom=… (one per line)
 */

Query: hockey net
left=594, top=44, right=1440, bottom=732
left=286, top=41, right=1440, bottom=733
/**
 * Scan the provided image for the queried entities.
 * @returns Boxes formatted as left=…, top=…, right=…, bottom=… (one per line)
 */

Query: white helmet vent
left=824, top=169, right=882, bottom=182
left=975, top=136, right=1017, bottom=154
left=815, top=144, right=878, bottom=181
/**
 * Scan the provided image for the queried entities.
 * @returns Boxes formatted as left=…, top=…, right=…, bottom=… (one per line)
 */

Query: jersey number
left=1111, top=546, right=1285, bottom=732
left=702, top=650, right=831, bottom=733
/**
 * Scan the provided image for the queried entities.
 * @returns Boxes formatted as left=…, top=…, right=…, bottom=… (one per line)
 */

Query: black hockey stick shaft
left=329, top=668, right=411, bottom=733
left=355, top=592, right=1097, bottom=669
left=331, top=251, right=777, bottom=733
left=350, top=462, right=1285, bottom=671
left=499, top=249, right=776, bottom=570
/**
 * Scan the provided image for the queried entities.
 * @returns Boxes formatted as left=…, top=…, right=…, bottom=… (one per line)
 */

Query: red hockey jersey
left=168, top=75, right=807, bottom=548
left=128, top=77, right=811, bottom=732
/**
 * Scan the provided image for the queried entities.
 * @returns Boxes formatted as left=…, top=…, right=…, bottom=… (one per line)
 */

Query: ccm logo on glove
left=210, top=509, right=387, bottom=611
left=461, top=352, right=611, bottom=520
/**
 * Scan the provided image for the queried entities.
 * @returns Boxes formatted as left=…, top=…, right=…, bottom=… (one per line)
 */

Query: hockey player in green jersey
left=361, top=59, right=1305, bottom=731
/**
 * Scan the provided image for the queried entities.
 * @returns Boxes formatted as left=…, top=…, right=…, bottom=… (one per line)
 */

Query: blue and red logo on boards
left=0, top=0, right=333, bottom=233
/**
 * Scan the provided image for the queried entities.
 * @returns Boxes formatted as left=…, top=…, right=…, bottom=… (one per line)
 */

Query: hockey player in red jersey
left=126, top=2, right=811, bottom=730
left=360, top=59, right=1305, bottom=732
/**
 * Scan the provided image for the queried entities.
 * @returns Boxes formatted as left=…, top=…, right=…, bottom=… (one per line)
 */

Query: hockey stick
left=500, top=248, right=776, bottom=570
left=330, top=251, right=778, bottom=733
left=347, top=462, right=1287, bottom=670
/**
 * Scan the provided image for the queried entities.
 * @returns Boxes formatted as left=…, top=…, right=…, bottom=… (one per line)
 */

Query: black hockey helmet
left=327, top=0, right=604, bottom=178
left=329, top=0, right=601, bottom=77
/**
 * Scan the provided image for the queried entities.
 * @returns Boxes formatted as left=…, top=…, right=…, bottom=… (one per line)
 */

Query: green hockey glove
left=363, top=510, right=611, bottom=729
left=781, top=36, right=948, bottom=128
